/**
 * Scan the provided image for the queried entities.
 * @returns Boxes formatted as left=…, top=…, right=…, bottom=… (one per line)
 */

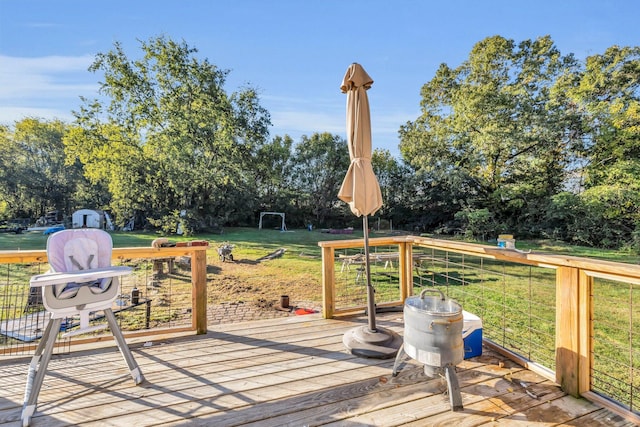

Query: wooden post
left=578, top=269, right=593, bottom=395
left=321, top=246, right=335, bottom=319
left=397, top=241, right=412, bottom=301
left=555, top=266, right=580, bottom=396
left=152, top=259, right=164, bottom=275
left=191, top=249, right=207, bottom=334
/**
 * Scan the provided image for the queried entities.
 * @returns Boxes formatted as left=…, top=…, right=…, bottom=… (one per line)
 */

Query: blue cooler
left=462, top=310, right=483, bottom=359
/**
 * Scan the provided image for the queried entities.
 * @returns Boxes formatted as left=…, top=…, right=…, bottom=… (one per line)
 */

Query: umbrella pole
left=362, top=215, right=376, bottom=332
left=341, top=214, right=402, bottom=359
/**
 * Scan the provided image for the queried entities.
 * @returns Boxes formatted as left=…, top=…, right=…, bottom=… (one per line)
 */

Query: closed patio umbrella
left=339, top=63, right=402, bottom=359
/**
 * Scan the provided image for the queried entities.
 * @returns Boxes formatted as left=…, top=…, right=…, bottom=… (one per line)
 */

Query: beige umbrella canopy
left=339, top=63, right=401, bottom=359
left=338, top=63, right=383, bottom=217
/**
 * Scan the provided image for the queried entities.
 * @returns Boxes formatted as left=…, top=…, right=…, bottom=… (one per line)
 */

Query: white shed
left=72, top=209, right=113, bottom=230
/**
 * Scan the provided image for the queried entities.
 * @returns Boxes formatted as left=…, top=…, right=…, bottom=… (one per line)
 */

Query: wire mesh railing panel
left=333, top=245, right=403, bottom=310
left=0, top=262, right=60, bottom=355
left=411, top=247, right=557, bottom=371
left=120, top=256, right=194, bottom=330
left=0, top=257, right=194, bottom=356
left=591, top=277, right=640, bottom=413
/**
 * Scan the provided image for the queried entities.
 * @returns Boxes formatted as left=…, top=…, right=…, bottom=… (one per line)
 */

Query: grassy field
left=3, top=227, right=638, bottom=259
left=0, top=227, right=362, bottom=251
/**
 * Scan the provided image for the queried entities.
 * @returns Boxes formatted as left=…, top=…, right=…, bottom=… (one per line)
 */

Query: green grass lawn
left=3, top=227, right=639, bottom=263
left=0, top=227, right=363, bottom=252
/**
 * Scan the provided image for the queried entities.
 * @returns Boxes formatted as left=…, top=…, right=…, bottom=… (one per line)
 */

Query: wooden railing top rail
left=319, top=235, right=640, bottom=280
left=0, top=245, right=209, bottom=264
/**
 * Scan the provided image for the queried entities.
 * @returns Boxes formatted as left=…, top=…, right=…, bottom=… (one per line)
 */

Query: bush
left=455, top=208, right=503, bottom=241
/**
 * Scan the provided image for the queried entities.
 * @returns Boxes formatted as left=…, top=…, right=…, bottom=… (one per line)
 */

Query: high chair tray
left=30, top=266, right=133, bottom=287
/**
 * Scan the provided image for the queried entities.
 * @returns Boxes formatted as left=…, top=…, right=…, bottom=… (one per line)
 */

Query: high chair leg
left=22, top=317, right=62, bottom=427
left=104, top=308, right=144, bottom=385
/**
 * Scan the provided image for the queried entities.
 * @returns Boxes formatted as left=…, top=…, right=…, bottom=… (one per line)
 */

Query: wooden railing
left=0, top=245, right=209, bottom=334
left=318, top=235, right=640, bottom=424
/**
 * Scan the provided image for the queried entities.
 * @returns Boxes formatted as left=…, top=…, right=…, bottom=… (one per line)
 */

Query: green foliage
left=0, top=118, right=86, bottom=221
left=399, top=35, right=582, bottom=236
left=372, top=149, right=413, bottom=226
left=574, top=184, right=640, bottom=248
left=542, top=180, right=640, bottom=249
left=542, top=191, right=581, bottom=240
left=67, top=36, right=271, bottom=230
left=394, top=36, right=640, bottom=249
left=148, top=210, right=190, bottom=236
left=0, top=200, right=8, bottom=218
left=289, top=132, right=350, bottom=227
left=556, top=46, right=640, bottom=249
left=566, top=46, right=640, bottom=187
left=254, top=135, right=295, bottom=212
left=454, top=207, right=503, bottom=240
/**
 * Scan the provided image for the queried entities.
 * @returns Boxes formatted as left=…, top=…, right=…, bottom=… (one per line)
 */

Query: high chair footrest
left=61, top=324, right=108, bottom=338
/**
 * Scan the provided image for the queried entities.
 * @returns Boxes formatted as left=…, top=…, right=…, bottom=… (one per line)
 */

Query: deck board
left=0, top=313, right=634, bottom=426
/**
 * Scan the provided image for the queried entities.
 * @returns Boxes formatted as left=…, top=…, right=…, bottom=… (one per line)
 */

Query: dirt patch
left=204, top=256, right=323, bottom=324
left=206, top=258, right=322, bottom=311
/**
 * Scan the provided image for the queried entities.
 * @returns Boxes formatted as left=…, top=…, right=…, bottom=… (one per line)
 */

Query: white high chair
left=21, top=229, right=144, bottom=427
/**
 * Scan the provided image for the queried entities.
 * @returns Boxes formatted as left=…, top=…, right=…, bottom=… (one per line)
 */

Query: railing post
left=578, top=269, right=593, bottom=395
left=321, top=246, right=335, bottom=319
left=398, top=241, right=412, bottom=301
left=556, top=266, right=591, bottom=397
left=191, top=248, right=208, bottom=334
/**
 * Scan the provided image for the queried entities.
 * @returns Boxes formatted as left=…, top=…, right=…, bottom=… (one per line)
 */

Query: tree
left=371, top=149, right=413, bottom=229
left=560, top=46, right=640, bottom=248
left=0, top=118, right=82, bottom=221
left=254, top=135, right=295, bottom=213
left=566, top=45, right=640, bottom=187
left=65, top=36, right=271, bottom=232
left=399, top=35, right=582, bottom=236
left=289, top=133, right=350, bottom=227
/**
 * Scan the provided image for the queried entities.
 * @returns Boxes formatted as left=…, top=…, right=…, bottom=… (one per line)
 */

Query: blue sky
left=0, top=0, right=638, bottom=157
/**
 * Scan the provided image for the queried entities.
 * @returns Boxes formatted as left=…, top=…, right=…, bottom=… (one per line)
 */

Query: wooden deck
left=0, top=312, right=634, bottom=426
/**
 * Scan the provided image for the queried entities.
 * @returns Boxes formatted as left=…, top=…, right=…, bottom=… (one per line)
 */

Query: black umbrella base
left=343, top=325, right=403, bottom=359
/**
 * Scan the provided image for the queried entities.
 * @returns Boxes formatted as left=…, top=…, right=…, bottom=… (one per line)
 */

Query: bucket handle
left=430, top=318, right=452, bottom=329
left=420, top=288, right=445, bottom=301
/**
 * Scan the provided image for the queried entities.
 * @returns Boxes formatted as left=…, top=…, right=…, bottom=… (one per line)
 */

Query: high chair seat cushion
left=45, top=230, right=115, bottom=299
